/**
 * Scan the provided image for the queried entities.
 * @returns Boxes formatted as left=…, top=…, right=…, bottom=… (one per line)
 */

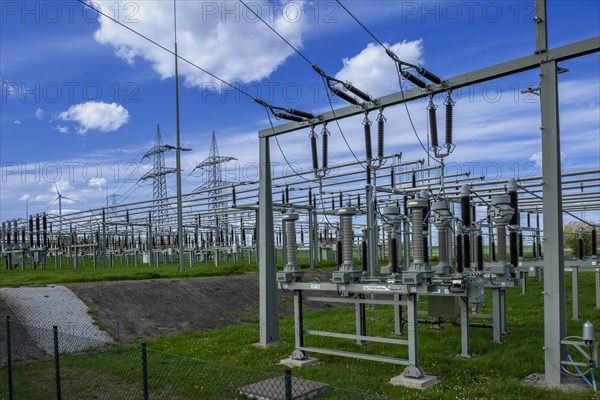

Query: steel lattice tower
left=194, top=132, right=237, bottom=207
left=141, top=124, right=176, bottom=231
left=194, top=132, right=236, bottom=243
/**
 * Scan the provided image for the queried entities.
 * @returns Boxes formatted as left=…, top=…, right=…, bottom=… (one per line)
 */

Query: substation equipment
left=255, top=0, right=599, bottom=388
left=1, top=0, right=599, bottom=391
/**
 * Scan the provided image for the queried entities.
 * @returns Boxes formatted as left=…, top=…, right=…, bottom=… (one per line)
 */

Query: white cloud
left=13, top=119, right=21, bottom=124
left=529, top=151, right=566, bottom=167
left=91, top=1, right=307, bottom=89
left=334, top=40, right=424, bottom=98
left=58, top=101, right=129, bottom=134
left=53, top=125, right=70, bottom=134
left=35, top=108, right=44, bottom=119
left=1, top=81, right=20, bottom=99
left=88, top=177, right=107, bottom=188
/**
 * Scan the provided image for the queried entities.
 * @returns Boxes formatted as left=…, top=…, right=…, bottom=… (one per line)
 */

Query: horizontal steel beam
left=259, top=36, right=600, bottom=138
left=298, top=346, right=410, bottom=366
left=304, top=329, right=409, bottom=345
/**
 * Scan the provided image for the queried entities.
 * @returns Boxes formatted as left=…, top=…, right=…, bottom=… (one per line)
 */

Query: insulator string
left=363, top=114, right=373, bottom=161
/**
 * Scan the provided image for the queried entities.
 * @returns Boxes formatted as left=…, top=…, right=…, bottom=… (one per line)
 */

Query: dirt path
left=69, top=272, right=335, bottom=343
left=69, top=275, right=259, bottom=342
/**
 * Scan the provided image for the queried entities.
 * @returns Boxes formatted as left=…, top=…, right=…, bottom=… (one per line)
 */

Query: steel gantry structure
left=256, top=0, right=599, bottom=386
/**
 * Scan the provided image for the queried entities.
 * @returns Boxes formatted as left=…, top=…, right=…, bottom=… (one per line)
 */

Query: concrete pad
left=279, top=357, right=320, bottom=368
left=239, top=376, right=328, bottom=400
left=389, top=374, right=438, bottom=389
left=252, top=341, right=286, bottom=350
left=521, top=372, right=592, bottom=392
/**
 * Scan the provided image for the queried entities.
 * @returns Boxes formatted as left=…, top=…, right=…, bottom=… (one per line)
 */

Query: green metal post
left=6, top=316, right=13, bottom=400
left=53, top=326, right=61, bottom=400
left=141, top=343, right=148, bottom=400
left=284, top=369, right=292, bottom=400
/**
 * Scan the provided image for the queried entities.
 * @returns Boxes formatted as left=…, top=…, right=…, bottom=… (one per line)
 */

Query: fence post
left=284, top=368, right=292, bottom=400
left=6, top=316, right=13, bottom=400
left=141, top=343, right=148, bottom=400
left=53, top=326, right=62, bottom=400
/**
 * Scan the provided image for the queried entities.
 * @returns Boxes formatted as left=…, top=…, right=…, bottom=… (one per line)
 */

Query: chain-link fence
left=0, top=316, right=388, bottom=400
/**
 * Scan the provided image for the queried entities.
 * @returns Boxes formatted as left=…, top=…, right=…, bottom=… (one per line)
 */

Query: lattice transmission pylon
left=194, top=132, right=237, bottom=245
left=140, top=124, right=176, bottom=233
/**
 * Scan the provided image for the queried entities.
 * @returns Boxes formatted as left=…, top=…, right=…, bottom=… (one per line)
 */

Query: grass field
left=0, top=258, right=259, bottom=286
left=1, top=244, right=598, bottom=399
left=0, top=249, right=343, bottom=286
left=3, top=268, right=599, bottom=399
left=0, top=244, right=547, bottom=287
left=143, top=273, right=599, bottom=400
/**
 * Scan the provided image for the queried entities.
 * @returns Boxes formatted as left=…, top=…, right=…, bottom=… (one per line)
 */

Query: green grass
left=4, top=271, right=598, bottom=399
left=143, top=273, right=600, bottom=399
left=0, top=258, right=259, bottom=286
left=0, top=249, right=341, bottom=287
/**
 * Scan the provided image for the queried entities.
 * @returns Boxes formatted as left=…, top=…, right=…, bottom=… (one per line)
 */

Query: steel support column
left=492, top=288, right=503, bottom=343
left=294, top=290, right=304, bottom=349
left=366, top=184, right=377, bottom=278
left=459, top=298, right=471, bottom=358
left=258, top=136, right=279, bottom=345
left=355, top=294, right=366, bottom=345
left=570, top=267, right=579, bottom=321
left=404, top=293, right=423, bottom=378
left=596, top=269, right=600, bottom=309
left=393, top=293, right=403, bottom=336
left=537, top=0, right=567, bottom=384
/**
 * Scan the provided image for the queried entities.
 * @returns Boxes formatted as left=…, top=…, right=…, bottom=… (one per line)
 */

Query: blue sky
left=1, top=0, right=599, bottom=222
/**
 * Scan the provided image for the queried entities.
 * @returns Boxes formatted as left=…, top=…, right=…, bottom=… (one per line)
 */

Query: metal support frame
left=289, top=286, right=423, bottom=370
left=254, top=0, right=599, bottom=385
left=258, top=41, right=598, bottom=139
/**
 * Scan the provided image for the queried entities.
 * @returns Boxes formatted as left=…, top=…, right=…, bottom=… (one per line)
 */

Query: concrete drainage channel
left=0, top=285, right=112, bottom=353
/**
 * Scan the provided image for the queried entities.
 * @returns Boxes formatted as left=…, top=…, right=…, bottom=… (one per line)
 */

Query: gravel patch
left=0, top=285, right=112, bottom=354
